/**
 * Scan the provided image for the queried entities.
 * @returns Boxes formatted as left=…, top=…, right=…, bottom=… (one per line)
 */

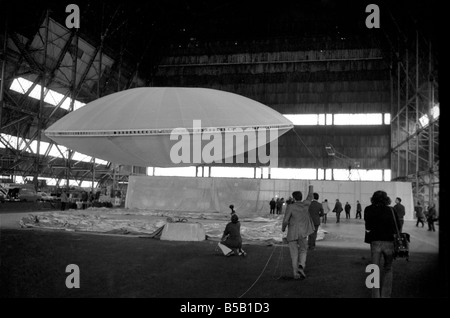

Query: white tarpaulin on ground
left=160, top=222, right=206, bottom=241
left=18, top=208, right=326, bottom=244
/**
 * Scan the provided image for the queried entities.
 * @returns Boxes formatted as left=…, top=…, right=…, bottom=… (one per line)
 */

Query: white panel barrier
left=125, top=176, right=414, bottom=220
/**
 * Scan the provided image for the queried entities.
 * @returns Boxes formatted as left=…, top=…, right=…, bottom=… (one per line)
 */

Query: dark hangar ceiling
left=2, top=0, right=440, bottom=80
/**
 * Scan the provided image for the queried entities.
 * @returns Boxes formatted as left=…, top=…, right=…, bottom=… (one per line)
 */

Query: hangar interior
left=0, top=1, right=439, bottom=210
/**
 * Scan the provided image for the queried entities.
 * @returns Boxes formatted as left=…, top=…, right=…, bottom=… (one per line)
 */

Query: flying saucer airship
left=45, top=87, right=293, bottom=167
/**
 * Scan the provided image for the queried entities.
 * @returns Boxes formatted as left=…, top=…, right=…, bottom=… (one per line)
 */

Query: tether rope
left=292, top=128, right=321, bottom=165
left=238, top=244, right=277, bottom=298
left=272, top=240, right=286, bottom=280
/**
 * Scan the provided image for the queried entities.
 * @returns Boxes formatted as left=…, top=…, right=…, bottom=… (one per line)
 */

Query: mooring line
left=238, top=244, right=278, bottom=298
left=292, top=128, right=321, bottom=164
left=272, top=242, right=286, bottom=280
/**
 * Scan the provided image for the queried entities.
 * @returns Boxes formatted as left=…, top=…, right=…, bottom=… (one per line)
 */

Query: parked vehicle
left=7, top=188, right=39, bottom=202
left=50, top=193, right=61, bottom=201
left=37, top=191, right=54, bottom=202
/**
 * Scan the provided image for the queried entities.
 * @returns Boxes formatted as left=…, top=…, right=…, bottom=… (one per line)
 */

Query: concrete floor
left=0, top=209, right=444, bottom=299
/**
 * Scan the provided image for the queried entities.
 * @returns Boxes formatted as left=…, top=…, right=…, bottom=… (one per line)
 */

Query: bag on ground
left=217, top=242, right=233, bottom=256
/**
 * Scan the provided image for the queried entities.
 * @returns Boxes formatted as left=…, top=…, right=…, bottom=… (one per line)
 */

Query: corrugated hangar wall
left=126, top=176, right=414, bottom=220
left=153, top=36, right=391, bottom=169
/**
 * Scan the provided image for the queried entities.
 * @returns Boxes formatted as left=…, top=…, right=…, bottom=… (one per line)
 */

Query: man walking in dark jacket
left=333, top=199, right=343, bottom=223
left=282, top=184, right=315, bottom=279
left=415, top=202, right=425, bottom=227
left=269, top=198, right=276, bottom=215
left=355, top=200, right=362, bottom=219
left=393, top=197, right=406, bottom=232
left=426, top=203, right=437, bottom=232
left=345, top=202, right=351, bottom=219
left=308, top=193, right=324, bottom=250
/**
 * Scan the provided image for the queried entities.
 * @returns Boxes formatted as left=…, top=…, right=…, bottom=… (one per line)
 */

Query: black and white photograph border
left=0, top=0, right=447, bottom=306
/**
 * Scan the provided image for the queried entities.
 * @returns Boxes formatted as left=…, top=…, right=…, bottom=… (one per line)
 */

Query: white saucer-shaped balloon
left=45, top=87, right=293, bottom=167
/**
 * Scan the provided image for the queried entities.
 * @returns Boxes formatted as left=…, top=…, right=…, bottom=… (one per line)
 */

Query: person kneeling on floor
left=218, top=214, right=246, bottom=256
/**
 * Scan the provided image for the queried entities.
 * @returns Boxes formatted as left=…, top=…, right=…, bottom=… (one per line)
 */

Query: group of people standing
left=59, top=190, right=99, bottom=211
left=223, top=189, right=436, bottom=298
left=414, top=201, right=438, bottom=231
left=281, top=187, right=411, bottom=297
left=299, top=198, right=363, bottom=224
left=326, top=199, right=362, bottom=223
left=269, top=197, right=286, bottom=215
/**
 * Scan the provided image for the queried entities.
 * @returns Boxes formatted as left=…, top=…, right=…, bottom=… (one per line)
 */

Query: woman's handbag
left=391, top=208, right=410, bottom=261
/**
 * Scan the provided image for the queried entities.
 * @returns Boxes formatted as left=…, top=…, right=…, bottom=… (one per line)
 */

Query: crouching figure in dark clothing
left=220, top=214, right=246, bottom=256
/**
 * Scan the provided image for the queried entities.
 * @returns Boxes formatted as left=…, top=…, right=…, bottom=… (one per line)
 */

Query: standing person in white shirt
left=321, top=199, right=330, bottom=224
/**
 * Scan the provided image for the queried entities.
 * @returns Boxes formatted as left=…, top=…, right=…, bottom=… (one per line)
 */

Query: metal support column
left=92, top=157, right=95, bottom=193
left=428, top=41, right=435, bottom=206
left=0, top=19, right=7, bottom=129
left=66, top=29, right=78, bottom=190
left=414, top=31, right=420, bottom=202
left=35, top=11, right=50, bottom=191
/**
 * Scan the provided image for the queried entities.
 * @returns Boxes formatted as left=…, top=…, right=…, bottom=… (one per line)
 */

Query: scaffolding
left=0, top=8, right=146, bottom=192
left=387, top=13, right=439, bottom=209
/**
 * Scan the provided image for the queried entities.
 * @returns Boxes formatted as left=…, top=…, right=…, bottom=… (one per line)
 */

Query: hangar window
left=0, top=133, right=109, bottom=165
left=270, top=168, right=317, bottom=180
left=333, top=113, right=382, bottom=125
left=211, top=167, right=254, bottom=178
left=318, top=114, right=325, bottom=125
left=69, top=44, right=84, bottom=59
left=149, top=166, right=197, bottom=177
left=284, top=114, right=325, bottom=125
left=9, top=175, right=98, bottom=188
left=284, top=113, right=390, bottom=126
left=10, top=77, right=86, bottom=111
left=333, top=169, right=385, bottom=181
